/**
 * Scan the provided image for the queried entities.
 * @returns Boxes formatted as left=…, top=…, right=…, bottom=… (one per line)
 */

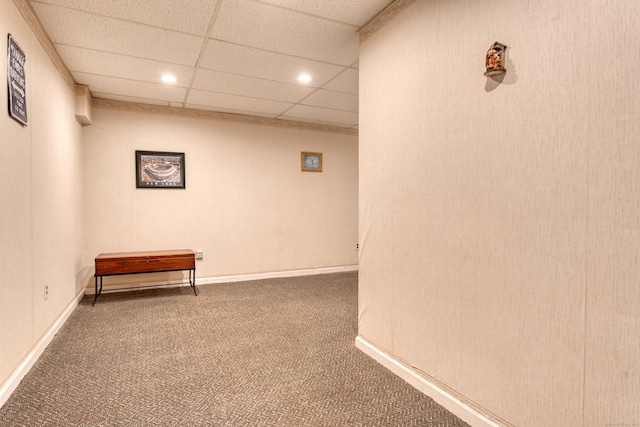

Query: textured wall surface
left=358, top=0, right=639, bottom=425
left=0, top=1, right=84, bottom=389
left=82, top=107, right=358, bottom=287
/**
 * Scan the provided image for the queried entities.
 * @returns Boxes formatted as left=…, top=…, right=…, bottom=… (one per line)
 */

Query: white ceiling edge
left=93, top=98, right=359, bottom=136
left=358, top=0, right=417, bottom=43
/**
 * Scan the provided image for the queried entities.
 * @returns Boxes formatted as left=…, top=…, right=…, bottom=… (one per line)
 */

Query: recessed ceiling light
left=297, top=73, right=312, bottom=83
left=161, top=74, right=177, bottom=84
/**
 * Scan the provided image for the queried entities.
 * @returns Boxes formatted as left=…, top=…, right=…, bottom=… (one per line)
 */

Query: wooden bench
left=94, top=249, right=196, bottom=305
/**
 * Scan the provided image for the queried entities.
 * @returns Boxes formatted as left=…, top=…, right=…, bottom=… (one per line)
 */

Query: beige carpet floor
left=0, top=272, right=469, bottom=426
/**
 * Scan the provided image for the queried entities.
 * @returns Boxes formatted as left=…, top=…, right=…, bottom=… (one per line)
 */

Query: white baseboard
left=84, top=280, right=193, bottom=295
left=0, top=289, right=85, bottom=409
left=84, top=265, right=359, bottom=295
left=355, top=336, right=508, bottom=427
left=197, top=265, right=358, bottom=285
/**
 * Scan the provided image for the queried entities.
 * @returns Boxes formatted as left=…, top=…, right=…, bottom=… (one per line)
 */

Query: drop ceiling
left=28, top=0, right=393, bottom=130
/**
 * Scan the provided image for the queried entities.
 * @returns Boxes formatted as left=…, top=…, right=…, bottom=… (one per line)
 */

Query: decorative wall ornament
left=484, top=42, right=507, bottom=77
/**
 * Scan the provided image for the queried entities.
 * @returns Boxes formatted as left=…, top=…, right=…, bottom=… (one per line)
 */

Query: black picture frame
left=7, top=34, right=28, bottom=126
left=135, top=150, right=185, bottom=189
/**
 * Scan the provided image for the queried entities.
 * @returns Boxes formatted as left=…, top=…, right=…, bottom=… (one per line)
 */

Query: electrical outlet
left=44, top=283, right=49, bottom=300
left=356, top=243, right=359, bottom=250
left=195, top=250, right=204, bottom=261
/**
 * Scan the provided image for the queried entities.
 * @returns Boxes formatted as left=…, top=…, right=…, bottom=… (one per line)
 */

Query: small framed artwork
left=7, top=34, right=28, bottom=126
left=136, top=150, right=185, bottom=189
left=301, top=152, right=322, bottom=172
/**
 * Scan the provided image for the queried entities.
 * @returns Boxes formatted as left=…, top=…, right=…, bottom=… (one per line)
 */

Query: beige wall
left=359, top=0, right=639, bottom=426
left=0, top=1, right=84, bottom=387
left=82, top=107, right=358, bottom=288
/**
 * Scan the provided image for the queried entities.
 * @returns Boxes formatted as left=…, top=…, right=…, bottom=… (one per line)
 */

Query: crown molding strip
left=93, top=98, right=359, bottom=135
left=12, top=0, right=76, bottom=91
left=358, top=0, right=417, bottom=43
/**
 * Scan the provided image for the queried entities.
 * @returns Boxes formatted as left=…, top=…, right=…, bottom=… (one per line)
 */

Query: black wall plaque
left=7, top=34, right=27, bottom=126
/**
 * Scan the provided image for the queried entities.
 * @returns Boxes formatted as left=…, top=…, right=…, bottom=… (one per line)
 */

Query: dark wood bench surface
left=95, top=250, right=195, bottom=276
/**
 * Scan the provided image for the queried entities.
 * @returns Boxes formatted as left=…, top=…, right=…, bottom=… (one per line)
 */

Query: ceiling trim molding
left=93, top=98, right=359, bottom=136
left=358, top=0, right=417, bottom=43
left=12, top=0, right=76, bottom=91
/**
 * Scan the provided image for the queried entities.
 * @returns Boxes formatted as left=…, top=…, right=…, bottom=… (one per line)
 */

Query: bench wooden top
left=95, top=249, right=194, bottom=260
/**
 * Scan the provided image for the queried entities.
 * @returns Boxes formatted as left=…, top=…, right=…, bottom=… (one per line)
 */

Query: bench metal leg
left=190, top=269, right=197, bottom=296
left=93, top=276, right=103, bottom=306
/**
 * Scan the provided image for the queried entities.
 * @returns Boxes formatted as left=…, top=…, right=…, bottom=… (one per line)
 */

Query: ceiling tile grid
left=56, top=45, right=195, bottom=87
left=209, top=0, right=360, bottom=66
left=193, top=68, right=314, bottom=104
left=323, top=68, right=359, bottom=95
left=301, top=89, right=359, bottom=113
left=30, top=3, right=204, bottom=65
left=31, top=0, right=220, bottom=35
left=28, top=0, right=393, bottom=129
left=282, top=105, right=359, bottom=127
left=187, top=89, right=293, bottom=116
left=257, top=0, right=391, bottom=26
left=73, top=72, right=188, bottom=104
left=198, top=40, right=345, bottom=88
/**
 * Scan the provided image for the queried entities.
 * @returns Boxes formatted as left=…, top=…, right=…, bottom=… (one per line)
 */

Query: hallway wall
left=0, top=0, right=84, bottom=391
left=358, top=0, right=639, bottom=425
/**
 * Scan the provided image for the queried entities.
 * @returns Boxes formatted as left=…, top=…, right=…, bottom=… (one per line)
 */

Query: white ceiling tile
left=31, top=2, right=203, bottom=65
left=193, top=69, right=313, bottom=103
left=56, top=45, right=194, bottom=86
left=301, top=90, right=358, bottom=113
left=258, top=0, right=392, bottom=26
left=187, top=89, right=293, bottom=116
left=72, top=72, right=187, bottom=103
left=31, top=0, right=219, bottom=36
left=281, top=105, right=358, bottom=126
left=211, top=0, right=359, bottom=65
left=200, top=40, right=346, bottom=86
left=28, top=0, right=377, bottom=129
left=322, top=68, right=359, bottom=95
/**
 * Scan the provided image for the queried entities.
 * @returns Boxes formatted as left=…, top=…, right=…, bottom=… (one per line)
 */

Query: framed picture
left=7, top=34, right=28, bottom=126
left=135, top=150, right=185, bottom=189
left=301, top=152, right=322, bottom=172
